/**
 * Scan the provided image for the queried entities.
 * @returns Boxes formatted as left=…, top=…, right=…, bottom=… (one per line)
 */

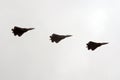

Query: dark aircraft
left=50, top=33, right=72, bottom=43
left=86, top=41, right=108, bottom=51
left=12, top=26, right=34, bottom=37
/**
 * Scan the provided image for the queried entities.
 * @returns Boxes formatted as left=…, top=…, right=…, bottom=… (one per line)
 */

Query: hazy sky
left=0, top=0, right=120, bottom=80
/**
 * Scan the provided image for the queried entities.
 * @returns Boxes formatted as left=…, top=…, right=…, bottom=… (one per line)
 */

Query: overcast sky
left=0, top=0, right=120, bottom=80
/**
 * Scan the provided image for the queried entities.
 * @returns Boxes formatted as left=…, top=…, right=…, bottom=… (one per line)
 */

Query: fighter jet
left=50, top=33, right=72, bottom=43
left=86, top=41, right=108, bottom=51
left=12, top=26, right=34, bottom=37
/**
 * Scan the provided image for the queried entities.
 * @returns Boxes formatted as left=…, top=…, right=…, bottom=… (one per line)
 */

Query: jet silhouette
left=86, top=41, right=108, bottom=51
left=12, top=26, right=34, bottom=37
left=50, top=33, right=72, bottom=43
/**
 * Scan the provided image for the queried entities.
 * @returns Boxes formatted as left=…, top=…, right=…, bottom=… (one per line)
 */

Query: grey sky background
left=0, top=0, right=120, bottom=80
